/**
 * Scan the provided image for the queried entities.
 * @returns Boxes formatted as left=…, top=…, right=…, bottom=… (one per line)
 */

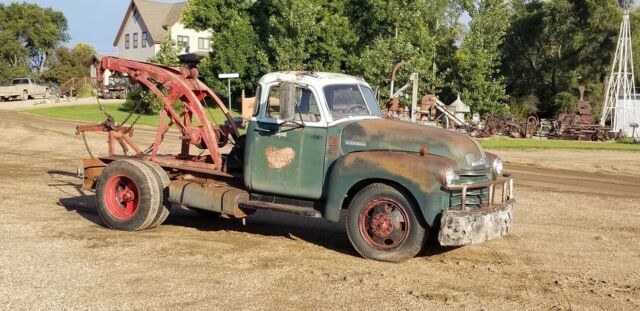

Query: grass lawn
left=480, top=138, right=640, bottom=151
left=26, top=102, right=241, bottom=128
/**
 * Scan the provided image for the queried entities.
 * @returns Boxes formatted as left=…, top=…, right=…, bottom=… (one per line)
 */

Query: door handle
left=255, top=126, right=273, bottom=133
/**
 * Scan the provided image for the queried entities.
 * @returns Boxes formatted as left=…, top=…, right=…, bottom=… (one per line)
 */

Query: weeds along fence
left=59, top=77, right=98, bottom=98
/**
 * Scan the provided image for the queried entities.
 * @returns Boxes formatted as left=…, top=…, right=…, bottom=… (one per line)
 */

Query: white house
left=113, top=0, right=213, bottom=62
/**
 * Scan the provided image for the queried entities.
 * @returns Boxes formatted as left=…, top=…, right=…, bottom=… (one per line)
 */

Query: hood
left=338, top=119, right=486, bottom=169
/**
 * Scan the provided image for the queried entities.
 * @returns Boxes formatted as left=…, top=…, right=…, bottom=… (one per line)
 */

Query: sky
left=0, top=0, right=182, bottom=55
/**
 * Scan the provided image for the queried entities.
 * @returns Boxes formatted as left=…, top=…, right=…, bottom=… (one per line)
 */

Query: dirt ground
left=0, top=110, right=639, bottom=310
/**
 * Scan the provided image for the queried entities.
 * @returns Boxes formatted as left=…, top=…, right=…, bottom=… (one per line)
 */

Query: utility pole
left=218, top=73, right=239, bottom=111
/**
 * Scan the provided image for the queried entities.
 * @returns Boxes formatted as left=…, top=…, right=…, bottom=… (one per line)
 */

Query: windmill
left=601, top=0, right=640, bottom=137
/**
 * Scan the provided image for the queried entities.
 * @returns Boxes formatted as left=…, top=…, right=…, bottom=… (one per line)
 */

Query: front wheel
left=346, top=183, right=427, bottom=262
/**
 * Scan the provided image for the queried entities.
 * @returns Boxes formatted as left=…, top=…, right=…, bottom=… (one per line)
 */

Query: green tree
left=40, top=43, right=96, bottom=84
left=0, top=3, right=68, bottom=72
left=455, top=0, right=510, bottom=115
left=501, top=0, right=622, bottom=117
left=253, top=0, right=358, bottom=71
left=348, top=0, right=462, bottom=103
left=183, top=0, right=268, bottom=94
left=148, top=33, right=181, bottom=66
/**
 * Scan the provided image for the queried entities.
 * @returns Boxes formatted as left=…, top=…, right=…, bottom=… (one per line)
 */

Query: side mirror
left=279, top=82, right=296, bottom=122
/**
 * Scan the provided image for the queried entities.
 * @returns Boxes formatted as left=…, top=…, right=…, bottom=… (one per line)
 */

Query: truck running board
left=240, top=201, right=322, bottom=218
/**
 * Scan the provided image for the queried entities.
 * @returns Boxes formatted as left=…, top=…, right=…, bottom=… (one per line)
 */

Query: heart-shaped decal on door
left=265, top=147, right=296, bottom=169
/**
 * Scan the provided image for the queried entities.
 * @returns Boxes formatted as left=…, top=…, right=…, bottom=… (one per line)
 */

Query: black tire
left=21, top=90, right=28, bottom=101
left=346, top=183, right=427, bottom=262
left=139, top=161, right=171, bottom=228
left=95, top=159, right=160, bottom=231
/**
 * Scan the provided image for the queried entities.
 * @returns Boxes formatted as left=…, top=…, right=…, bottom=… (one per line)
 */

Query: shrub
left=509, top=95, right=539, bottom=121
left=554, top=92, right=578, bottom=114
left=76, top=83, right=94, bottom=98
left=122, top=89, right=162, bottom=115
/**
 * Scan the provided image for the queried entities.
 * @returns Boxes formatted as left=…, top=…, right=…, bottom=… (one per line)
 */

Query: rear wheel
left=141, top=161, right=171, bottom=228
left=21, top=90, right=28, bottom=101
left=346, top=183, right=427, bottom=262
left=139, top=161, right=171, bottom=228
left=96, top=159, right=160, bottom=231
left=44, top=89, right=50, bottom=99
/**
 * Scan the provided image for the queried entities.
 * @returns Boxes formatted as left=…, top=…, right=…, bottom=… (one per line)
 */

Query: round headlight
left=493, top=157, right=504, bottom=177
left=444, top=167, right=457, bottom=185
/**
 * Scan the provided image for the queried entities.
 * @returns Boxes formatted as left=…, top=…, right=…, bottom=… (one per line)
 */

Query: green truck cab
left=239, top=72, right=515, bottom=262
left=86, top=70, right=515, bottom=263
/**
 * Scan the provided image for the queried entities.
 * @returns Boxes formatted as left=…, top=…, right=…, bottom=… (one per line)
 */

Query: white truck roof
left=258, top=71, right=371, bottom=88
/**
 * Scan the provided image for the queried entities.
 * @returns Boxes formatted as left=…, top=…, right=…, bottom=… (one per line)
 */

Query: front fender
left=323, top=151, right=455, bottom=226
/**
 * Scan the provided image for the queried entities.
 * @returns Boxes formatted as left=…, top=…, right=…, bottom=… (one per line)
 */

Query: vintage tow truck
left=78, top=57, right=515, bottom=262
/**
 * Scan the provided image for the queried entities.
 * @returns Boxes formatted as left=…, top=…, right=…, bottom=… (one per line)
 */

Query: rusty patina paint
left=324, top=151, right=456, bottom=225
left=339, top=152, right=451, bottom=194
left=81, top=158, right=106, bottom=190
left=337, top=119, right=486, bottom=169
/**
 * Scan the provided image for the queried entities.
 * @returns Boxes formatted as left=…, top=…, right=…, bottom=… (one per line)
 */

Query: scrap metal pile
left=467, top=115, right=539, bottom=139
left=546, top=86, right=611, bottom=141
left=384, top=70, right=611, bottom=141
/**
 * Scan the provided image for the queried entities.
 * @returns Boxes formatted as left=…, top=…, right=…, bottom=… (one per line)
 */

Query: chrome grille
left=450, top=187, right=489, bottom=209
left=449, top=172, right=491, bottom=209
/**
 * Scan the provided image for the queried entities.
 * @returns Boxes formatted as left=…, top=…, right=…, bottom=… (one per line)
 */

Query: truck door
left=249, top=83, right=327, bottom=199
left=27, top=79, right=35, bottom=95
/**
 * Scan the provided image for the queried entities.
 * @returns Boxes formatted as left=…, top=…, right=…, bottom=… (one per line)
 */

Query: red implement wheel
left=140, top=161, right=171, bottom=228
left=96, top=159, right=160, bottom=231
left=103, top=175, right=139, bottom=219
left=346, top=183, right=426, bottom=262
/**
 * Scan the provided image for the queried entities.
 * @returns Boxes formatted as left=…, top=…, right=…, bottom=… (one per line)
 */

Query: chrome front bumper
left=438, top=174, right=515, bottom=246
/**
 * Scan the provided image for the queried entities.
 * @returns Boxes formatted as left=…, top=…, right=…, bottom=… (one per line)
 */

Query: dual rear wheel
left=96, top=159, right=171, bottom=231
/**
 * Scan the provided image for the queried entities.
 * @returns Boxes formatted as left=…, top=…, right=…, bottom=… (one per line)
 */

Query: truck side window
left=267, top=86, right=281, bottom=119
left=266, top=85, right=321, bottom=122
left=252, top=86, right=261, bottom=117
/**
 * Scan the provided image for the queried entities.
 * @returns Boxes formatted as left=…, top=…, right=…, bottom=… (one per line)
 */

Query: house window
left=142, top=32, right=147, bottom=48
left=125, top=34, right=130, bottom=49
left=198, top=37, right=211, bottom=50
left=177, top=35, right=189, bottom=49
left=133, top=32, right=138, bottom=48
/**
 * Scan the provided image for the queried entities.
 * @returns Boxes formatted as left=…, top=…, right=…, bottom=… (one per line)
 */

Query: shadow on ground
left=51, top=169, right=457, bottom=259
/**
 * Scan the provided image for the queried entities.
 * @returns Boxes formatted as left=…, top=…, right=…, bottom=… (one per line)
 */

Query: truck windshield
left=12, top=79, right=29, bottom=85
left=324, top=84, right=382, bottom=120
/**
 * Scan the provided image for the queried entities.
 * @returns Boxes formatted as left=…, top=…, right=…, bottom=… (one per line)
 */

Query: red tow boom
left=77, top=57, right=239, bottom=171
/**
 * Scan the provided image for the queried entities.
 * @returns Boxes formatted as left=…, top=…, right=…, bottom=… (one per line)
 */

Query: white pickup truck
left=0, top=78, right=49, bottom=101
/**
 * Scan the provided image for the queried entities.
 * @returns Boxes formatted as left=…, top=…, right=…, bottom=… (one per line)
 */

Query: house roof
left=113, top=0, right=187, bottom=47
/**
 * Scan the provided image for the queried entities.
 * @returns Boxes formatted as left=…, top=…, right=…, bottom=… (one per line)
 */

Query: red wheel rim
left=358, top=198, right=410, bottom=250
left=103, top=174, right=139, bottom=220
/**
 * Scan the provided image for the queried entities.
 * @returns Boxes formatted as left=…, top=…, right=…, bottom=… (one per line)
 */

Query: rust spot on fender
left=340, top=119, right=484, bottom=169
left=265, top=147, right=295, bottom=169
left=343, top=152, right=453, bottom=194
